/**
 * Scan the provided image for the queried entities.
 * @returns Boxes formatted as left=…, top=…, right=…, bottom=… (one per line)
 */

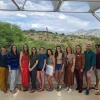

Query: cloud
left=0, top=0, right=100, bottom=34
left=16, top=13, right=27, bottom=17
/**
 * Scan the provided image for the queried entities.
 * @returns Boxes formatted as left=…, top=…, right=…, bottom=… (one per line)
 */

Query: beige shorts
left=95, top=68, right=100, bottom=79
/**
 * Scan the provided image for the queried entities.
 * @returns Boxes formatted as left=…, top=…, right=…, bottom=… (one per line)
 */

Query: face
left=86, top=44, right=91, bottom=51
left=57, top=47, right=61, bottom=52
left=76, top=46, right=81, bottom=52
left=47, top=50, right=51, bottom=56
left=32, top=48, right=36, bottom=54
left=12, top=46, right=17, bottom=52
left=1, top=47, right=7, bottom=53
left=96, top=46, right=99, bottom=53
left=67, top=47, right=71, bottom=53
left=40, top=48, right=44, bottom=53
left=24, top=45, right=28, bottom=51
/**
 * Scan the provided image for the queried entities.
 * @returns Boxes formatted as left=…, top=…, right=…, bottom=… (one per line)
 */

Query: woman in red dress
left=20, top=44, right=30, bottom=91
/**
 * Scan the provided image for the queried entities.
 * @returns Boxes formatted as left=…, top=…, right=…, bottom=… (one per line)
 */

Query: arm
left=81, top=54, right=85, bottom=70
left=71, top=54, right=75, bottom=72
left=7, top=53, right=12, bottom=73
left=90, top=52, right=96, bottom=71
left=19, top=52, right=23, bottom=72
left=29, top=60, right=39, bottom=71
left=53, top=56, right=55, bottom=71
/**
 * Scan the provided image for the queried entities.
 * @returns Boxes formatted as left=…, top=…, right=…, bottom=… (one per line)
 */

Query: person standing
left=75, top=45, right=85, bottom=93
left=7, top=45, right=20, bottom=94
left=46, top=49, right=55, bottom=91
left=20, top=44, right=30, bottom=91
left=64, top=46, right=75, bottom=93
left=0, top=46, right=8, bottom=93
left=94, top=44, right=100, bottom=95
left=29, top=47, right=39, bottom=93
left=84, top=44, right=96, bottom=95
left=37, top=47, right=46, bottom=92
left=54, top=46, right=64, bottom=91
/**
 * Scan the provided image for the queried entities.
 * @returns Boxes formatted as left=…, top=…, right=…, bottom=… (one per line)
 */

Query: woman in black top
left=29, top=47, right=39, bottom=93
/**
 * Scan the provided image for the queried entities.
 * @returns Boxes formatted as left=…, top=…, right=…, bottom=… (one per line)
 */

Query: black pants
left=30, top=68, right=37, bottom=89
left=75, top=69, right=83, bottom=90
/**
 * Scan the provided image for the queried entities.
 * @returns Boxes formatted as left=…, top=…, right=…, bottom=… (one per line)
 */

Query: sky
left=0, top=0, right=100, bottom=34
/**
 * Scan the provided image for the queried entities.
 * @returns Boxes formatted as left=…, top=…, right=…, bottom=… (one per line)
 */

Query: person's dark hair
left=2, top=45, right=7, bottom=49
left=1, top=45, right=7, bottom=52
left=76, top=45, right=82, bottom=53
left=40, top=47, right=45, bottom=50
left=31, top=47, right=37, bottom=57
left=66, top=46, right=72, bottom=54
left=22, top=44, right=29, bottom=57
left=11, top=45, right=19, bottom=57
left=55, top=46, right=62, bottom=59
left=95, top=44, right=100, bottom=48
left=46, top=49, right=53, bottom=57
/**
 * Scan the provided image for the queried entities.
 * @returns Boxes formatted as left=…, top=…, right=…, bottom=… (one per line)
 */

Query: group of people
left=0, top=44, right=100, bottom=96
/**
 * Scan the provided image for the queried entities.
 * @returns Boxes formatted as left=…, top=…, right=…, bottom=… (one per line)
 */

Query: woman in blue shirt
left=7, top=45, right=20, bottom=94
left=37, top=47, right=46, bottom=92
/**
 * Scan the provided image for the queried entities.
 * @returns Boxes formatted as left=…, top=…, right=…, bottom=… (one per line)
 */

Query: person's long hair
left=46, top=49, right=53, bottom=58
left=30, top=47, right=37, bottom=58
left=66, top=46, right=72, bottom=54
left=22, top=44, right=29, bottom=57
left=11, top=45, right=19, bottom=57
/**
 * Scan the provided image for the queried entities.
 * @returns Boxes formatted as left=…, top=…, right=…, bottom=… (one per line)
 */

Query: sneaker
left=78, top=90, right=82, bottom=93
left=65, top=87, right=69, bottom=91
left=76, top=87, right=79, bottom=90
left=57, top=87, right=62, bottom=91
left=85, top=89, right=89, bottom=95
left=68, top=88, right=72, bottom=93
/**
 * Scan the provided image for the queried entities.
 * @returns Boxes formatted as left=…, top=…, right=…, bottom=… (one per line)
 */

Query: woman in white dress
left=46, top=49, right=55, bottom=91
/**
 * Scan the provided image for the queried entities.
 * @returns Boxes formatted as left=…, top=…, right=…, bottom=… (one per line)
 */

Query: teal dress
left=84, top=50, right=96, bottom=71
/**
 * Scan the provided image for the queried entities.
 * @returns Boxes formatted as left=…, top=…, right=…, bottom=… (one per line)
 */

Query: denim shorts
left=55, top=64, right=62, bottom=71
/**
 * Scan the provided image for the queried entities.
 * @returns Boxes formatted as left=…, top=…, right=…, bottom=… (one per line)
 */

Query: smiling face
left=40, top=47, right=44, bottom=54
left=57, top=46, right=61, bottom=52
left=1, top=47, right=7, bottom=53
left=66, top=46, right=72, bottom=54
left=86, top=44, right=91, bottom=51
left=12, top=45, right=17, bottom=52
left=76, top=46, right=81, bottom=53
left=32, top=48, right=36, bottom=54
left=24, top=45, right=28, bottom=51
left=47, top=50, right=52, bottom=56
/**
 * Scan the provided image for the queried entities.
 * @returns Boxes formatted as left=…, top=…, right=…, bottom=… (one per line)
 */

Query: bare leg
left=40, top=71, right=45, bottom=89
left=54, top=71, right=59, bottom=84
left=47, top=75, right=53, bottom=89
left=37, top=71, right=41, bottom=89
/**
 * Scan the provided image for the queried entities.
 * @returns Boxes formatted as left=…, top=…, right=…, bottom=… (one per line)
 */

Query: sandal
left=10, top=90, right=16, bottom=94
left=95, top=91, right=100, bottom=95
left=47, top=88, right=53, bottom=92
left=30, top=89, right=36, bottom=93
left=38, top=89, right=44, bottom=92
left=91, top=85, right=99, bottom=90
left=20, top=88, right=27, bottom=92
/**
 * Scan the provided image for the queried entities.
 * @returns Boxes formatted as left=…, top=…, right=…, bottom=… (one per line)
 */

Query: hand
left=71, top=68, right=74, bottom=73
left=42, top=68, right=44, bottom=72
left=89, top=68, right=93, bottom=73
left=53, top=70, right=55, bottom=74
left=80, top=69, right=83, bottom=72
left=21, top=67, right=23, bottom=72
left=29, top=68, right=33, bottom=72
left=61, top=69, right=64, bottom=72
left=9, top=69, right=12, bottom=73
